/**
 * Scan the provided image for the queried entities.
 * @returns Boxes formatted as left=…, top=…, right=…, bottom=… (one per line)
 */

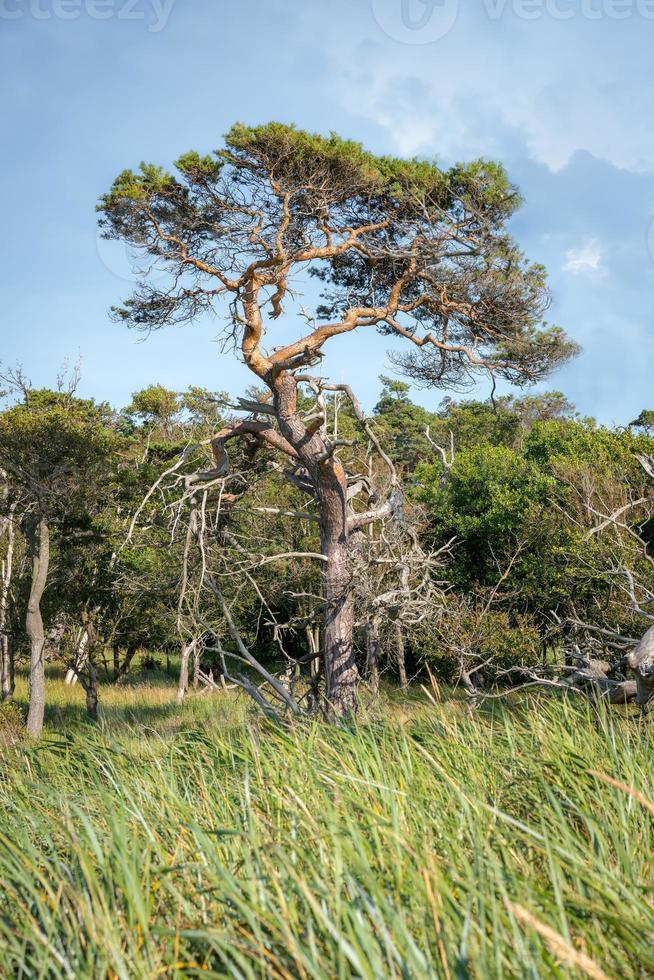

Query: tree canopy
left=98, top=122, right=577, bottom=389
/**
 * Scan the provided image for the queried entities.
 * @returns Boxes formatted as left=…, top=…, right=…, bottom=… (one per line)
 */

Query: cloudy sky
left=2, top=0, right=653, bottom=422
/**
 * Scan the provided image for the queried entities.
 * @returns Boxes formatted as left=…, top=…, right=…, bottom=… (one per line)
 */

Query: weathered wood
left=395, top=622, right=408, bottom=690
left=627, top=623, right=654, bottom=710
left=176, top=637, right=198, bottom=705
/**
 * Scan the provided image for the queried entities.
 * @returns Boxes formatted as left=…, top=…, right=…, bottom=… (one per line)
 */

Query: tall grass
left=1, top=684, right=653, bottom=978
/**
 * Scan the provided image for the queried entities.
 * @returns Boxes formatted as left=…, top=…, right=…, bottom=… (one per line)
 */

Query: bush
left=421, top=604, right=542, bottom=684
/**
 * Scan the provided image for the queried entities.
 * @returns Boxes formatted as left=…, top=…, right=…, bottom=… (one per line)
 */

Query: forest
left=2, top=123, right=654, bottom=978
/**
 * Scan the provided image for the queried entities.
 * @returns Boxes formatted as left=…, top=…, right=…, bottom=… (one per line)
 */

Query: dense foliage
left=1, top=378, right=653, bottom=704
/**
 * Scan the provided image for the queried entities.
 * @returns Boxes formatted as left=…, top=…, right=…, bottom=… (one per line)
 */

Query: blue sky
left=2, top=0, right=653, bottom=422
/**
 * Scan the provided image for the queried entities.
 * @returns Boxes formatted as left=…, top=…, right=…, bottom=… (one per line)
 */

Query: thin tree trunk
left=306, top=624, right=320, bottom=677
left=192, top=642, right=201, bottom=689
left=85, top=658, right=99, bottom=721
left=82, top=618, right=99, bottom=722
left=280, top=659, right=294, bottom=694
left=65, top=629, right=88, bottom=686
left=70, top=617, right=100, bottom=722
left=395, top=621, right=407, bottom=690
left=306, top=624, right=322, bottom=713
left=25, top=517, right=50, bottom=739
left=114, top=644, right=138, bottom=682
left=365, top=620, right=381, bottom=697
left=0, top=500, right=16, bottom=702
left=176, top=637, right=197, bottom=705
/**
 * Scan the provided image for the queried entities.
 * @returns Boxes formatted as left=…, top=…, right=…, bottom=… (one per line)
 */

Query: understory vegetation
left=2, top=375, right=654, bottom=727
left=1, top=676, right=653, bottom=979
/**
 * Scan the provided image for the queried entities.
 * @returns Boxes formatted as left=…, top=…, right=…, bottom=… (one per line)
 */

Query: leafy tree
left=123, top=383, right=182, bottom=436
left=631, top=409, right=654, bottom=435
left=416, top=406, right=654, bottom=664
left=0, top=386, right=115, bottom=736
left=98, top=122, right=577, bottom=716
left=181, top=386, right=228, bottom=432
left=373, top=376, right=438, bottom=473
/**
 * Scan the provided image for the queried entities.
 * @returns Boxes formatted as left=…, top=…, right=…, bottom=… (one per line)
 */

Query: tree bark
left=25, top=518, right=50, bottom=739
left=272, top=372, right=359, bottom=719
left=317, top=474, right=358, bottom=717
left=395, top=621, right=408, bottom=690
left=0, top=500, right=16, bottom=702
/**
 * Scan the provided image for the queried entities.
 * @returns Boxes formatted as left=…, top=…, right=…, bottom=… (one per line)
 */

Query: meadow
left=1, top=674, right=653, bottom=978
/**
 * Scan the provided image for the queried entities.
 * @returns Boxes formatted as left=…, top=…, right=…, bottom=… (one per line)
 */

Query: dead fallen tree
left=469, top=452, right=654, bottom=712
left=485, top=652, right=639, bottom=706
left=560, top=452, right=654, bottom=712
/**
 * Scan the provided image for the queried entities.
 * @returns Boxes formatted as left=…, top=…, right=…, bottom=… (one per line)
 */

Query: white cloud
left=563, top=239, right=603, bottom=274
left=299, top=2, right=654, bottom=175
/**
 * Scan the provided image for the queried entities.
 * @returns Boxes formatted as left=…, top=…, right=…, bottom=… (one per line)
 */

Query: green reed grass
left=1, top=681, right=653, bottom=978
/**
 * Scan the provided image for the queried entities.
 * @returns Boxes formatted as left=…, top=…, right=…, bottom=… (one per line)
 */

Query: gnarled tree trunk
left=272, top=372, right=359, bottom=718
left=25, top=517, right=49, bottom=739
